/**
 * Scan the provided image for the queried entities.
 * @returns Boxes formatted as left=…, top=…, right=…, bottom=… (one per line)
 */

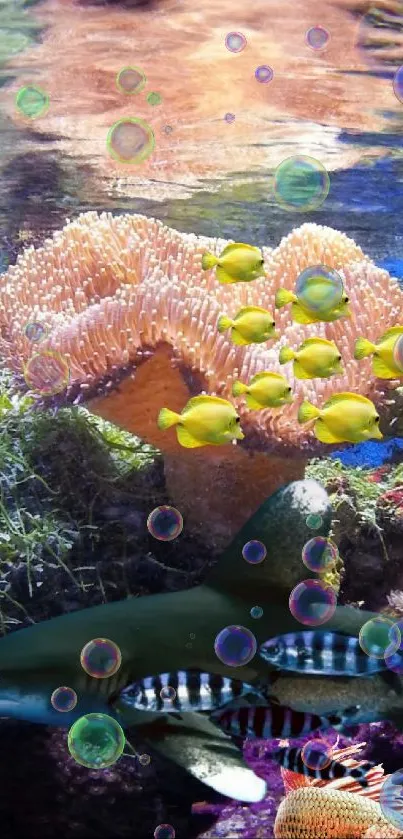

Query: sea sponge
left=0, top=213, right=402, bottom=546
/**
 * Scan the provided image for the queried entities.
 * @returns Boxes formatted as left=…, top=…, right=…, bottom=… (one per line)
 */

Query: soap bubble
left=224, top=113, right=236, bottom=123
left=24, top=321, right=48, bottom=342
left=106, top=118, right=155, bottom=164
left=214, top=625, right=257, bottom=667
left=50, top=686, right=78, bottom=713
left=385, top=620, right=403, bottom=674
left=147, top=92, right=162, bottom=106
left=295, top=265, right=344, bottom=313
left=154, top=825, right=176, bottom=839
left=139, top=753, right=151, bottom=765
left=68, top=713, right=125, bottom=768
left=225, top=32, right=247, bottom=53
left=393, top=335, right=403, bottom=372
left=250, top=606, right=263, bottom=619
left=16, top=86, right=50, bottom=119
left=380, top=769, right=403, bottom=830
left=302, top=738, right=332, bottom=770
left=147, top=506, right=183, bottom=541
left=160, top=685, right=176, bottom=701
left=116, top=66, right=146, bottom=94
left=24, top=350, right=70, bottom=396
left=306, top=513, right=323, bottom=530
left=80, top=638, right=122, bottom=679
left=274, top=155, right=330, bottom=212
left=289, top=579, right=337, bottom=626
left=393, top=66, right=403, bottom=105
left=255, top=65, right=273, bottom=83
left=302, top=537, right=339, bottom=573
left=359, top=617, right=401, bottom=659
left=242, top=540, right=267, bottom=564
left=305, top=26, right=330, bottom=50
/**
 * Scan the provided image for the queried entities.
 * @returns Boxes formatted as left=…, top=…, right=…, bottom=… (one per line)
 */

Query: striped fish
left=259, top=631, right=388, bottom=676
left=119, top=670, right=262, bottom=712
left=273, top=745, right=375, bottom=787
left=212, top=703, right=342, bottom=740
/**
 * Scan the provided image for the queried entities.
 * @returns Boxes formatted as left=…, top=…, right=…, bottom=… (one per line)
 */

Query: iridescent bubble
left=242, top=540, right=267, bottom=564
left=147, top=506, right=183, bottom=541
left=139, top=753, right=151, bottom=766
left=116, top=66, right=146, bottom=95
left=68, top=713, right=125, bottom=769
left=250, top=606, right=263, bottom=619
left=302, top=537, right=339, bottom=573
left=214, top=625, right=257, bottom=667
left=224, top=113, right=236, bottom=123
left=393, top=335, right=403, bottom=373
left=289, top=579, right=337, bottom=626
left=225, top=32, right=247, bottom=53
left=147, top=92, right=162, bottom=106
left=359, top=617, right=401, bottom=659
left=380, top=769, right=403, bottom=831
left=154, top=825, right=176, bottom=839
left=50, top=686, right=78, bottom=713
left=295, top=265, right=344, bottom=313
left=306, top=513, right=323, bottom=530
left=385, top=623, right=403, bottom=675
left=393, top=66, right=403, bottom=105
left=305, top=26, right=330, bottom=50
left=163, top=125, right=173, bottom=134
left=80, top=638, right=122, bottom=679
left=24, top=350, right=70, bottom=396
left=160, top=685, right=176, bottom=701
left=16, top=86, right=50, bottom=119
left=255, top=65, right=273, bottom=83
left=301, top=738, right=332, bottom=771
left=24, top=321, right=47, bottom=342
left=106, top=118, right=155, bottom=164
left=274, top=155, right=330, bottom=212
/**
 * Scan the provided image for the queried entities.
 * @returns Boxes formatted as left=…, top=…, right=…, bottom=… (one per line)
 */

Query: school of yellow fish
left=157, top=241, right=403, bottom=449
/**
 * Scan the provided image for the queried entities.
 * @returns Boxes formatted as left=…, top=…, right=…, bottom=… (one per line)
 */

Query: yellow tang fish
left=157, top=395, right=244, bottom=449
left=279, top=338, right=343, bottom=379
left=275, top=265, right=351, bottom=325
left=297, top=392, right=383, bottom=444
left=217, top=306, right=279, bottom=346
left=354, top=326, right=403, bottom=379
left=232, top=372, right=293, bottom=410
left=201, top=243, right=265, bottom=284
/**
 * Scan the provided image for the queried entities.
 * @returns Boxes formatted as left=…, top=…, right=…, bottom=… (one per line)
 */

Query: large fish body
left=273, top=745, right=374, bottom=787
left=259, top=631, right=389, bottom=677
left=119, top=670, right=261, bottom=713
left=212, top=703, right=342, bottom=740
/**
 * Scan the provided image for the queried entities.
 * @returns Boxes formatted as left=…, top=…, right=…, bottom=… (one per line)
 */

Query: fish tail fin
left=297, top=401, right=321, bottom=424
left=157, top=408, right=181, bottom=430
left=275, top=289, right=295, bottom=308
left=232, top=380, right=248, bottom=397
left=202, top=252, right=218, bottom=270
left=279, top=347, right=295, bottom=364
left=354, top=338, right=376, bottom=360
left=217, top=315, right=233, bottom=333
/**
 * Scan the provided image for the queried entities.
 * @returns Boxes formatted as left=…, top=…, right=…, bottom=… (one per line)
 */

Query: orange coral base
left=88, top=345, right=305, bottom=548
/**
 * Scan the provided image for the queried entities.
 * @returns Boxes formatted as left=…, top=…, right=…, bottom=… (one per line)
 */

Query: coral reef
left=0, top=213, right=402, bottom=546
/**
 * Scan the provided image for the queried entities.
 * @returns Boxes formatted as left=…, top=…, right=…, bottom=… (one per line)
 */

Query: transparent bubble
left=305, top=26, right=330, bottom=50
left=116, top=66, right=146, bottom=95
left=301, top=738, right=332, bottom=771
left=306, top=513, right=323, bottom=530
left=147, top=92, right=162, bottom=106
left=289, top=579, right=337, bottom=626
left=139, top=753, right=151, bottom=766
left=214, top=625, right=257, bottom=667
left=147, top=506, right=183, bottom=541
left=24, top=321, right=48, bottom=342
left=393, top=66, right=403, bottom=105
left=380, top=769, right=403, bottom=830
left=160, top=685, right=176, bottom=701
left=255, top=65, right=273, bottom=83
left=80, top=638, right=122, bottom=679
left=359, top=617, right=401, bottom=659
left=225, top=32, right=247, bottom=53
left=50, top=686, right=78, bottom=713
left=242, top=540, right=267, bottom=564
left=250, top=606, right=264, bottom=619
left=385, top=620, right=403, bottom=674
left=163, top=125, right=173, bottom=134
left=393, top=335, right=403, bottom=373
left=154, top=825, right=176, bottom=839
left=302, top=537, right=339, bottom=573
left=16, top=86, right=50, bottom=119
left=224, top=113, right=236, bottom=123
left=24, top=350, right=70, bottom=396
left=274, top=155, right=330, bottom=212
left=295, top=265, right=344, bottom=313
left=68, top=713, right=125, bottom=769
left=106, top=118, right=155, bottom=164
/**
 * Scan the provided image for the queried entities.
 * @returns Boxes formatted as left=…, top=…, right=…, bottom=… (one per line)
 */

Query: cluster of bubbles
left=68, top=712, right=126, bottom=769
left=15, top=86, right=50, bottom=119
left=80, top=637, right=122, bottom=679
left=154, top=825, right=176, bottom=839
left=23, top=350, right=70, bottom=396
left=288, top=530, right=341, bottom=627
left=214, top=624, right=257, bottom=667
left=146, top=505, right=183, bottom=541
left=274, top=155, right=330, bottom=212
left=108, top=65, right=161, bottom=165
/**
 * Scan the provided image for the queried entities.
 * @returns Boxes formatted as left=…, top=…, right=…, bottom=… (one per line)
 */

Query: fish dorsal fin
left=237, top=306, right=271, bottom=317
left=221, top=243, right=258, bottom=255
left=185, top=395, right=231, bottom=410
left=300, top=338, right=335, bottom=349
left=252, top=372, right=285, bottom=382
left=325, top=392, right=371, bottom=408
left=382, top=325, right=403, bottom=340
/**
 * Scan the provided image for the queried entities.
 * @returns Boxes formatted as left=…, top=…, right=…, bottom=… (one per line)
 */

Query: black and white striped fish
left=273, top=745, right=375, bottom=787
left=212, top=703, right=342, bottom=740
left=259, top=631, right=388, bottom=676
left=119, top=670, right=262, bottom=712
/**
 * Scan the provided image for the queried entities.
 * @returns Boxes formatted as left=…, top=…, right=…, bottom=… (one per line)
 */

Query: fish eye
left=235, top=416, right=241, bottom=423
left=344, top=296, right=350, bottom=303
left=259, top=259, right=264, bottom=265
left=337, top=355, right=342, bottom=361
left=375, top=415, right=380, bottom=423
left=287, top=387, right=292, bottom=392
left=344, top=705, right=361, bottom=717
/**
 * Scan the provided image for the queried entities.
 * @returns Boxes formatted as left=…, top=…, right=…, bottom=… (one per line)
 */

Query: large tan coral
left=0, top=212, right=402, bottom=545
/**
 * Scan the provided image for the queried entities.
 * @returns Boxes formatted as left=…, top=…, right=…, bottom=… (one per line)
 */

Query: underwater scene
left=2, top=0, right=403, bottom=837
